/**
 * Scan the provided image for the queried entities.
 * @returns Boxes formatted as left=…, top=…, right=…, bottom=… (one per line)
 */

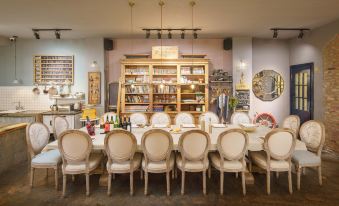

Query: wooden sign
left=88, top=72, right=101, bottom=105
left=152, top=46, right=179, bottom=59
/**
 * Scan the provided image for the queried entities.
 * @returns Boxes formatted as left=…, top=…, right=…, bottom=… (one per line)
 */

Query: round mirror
left=252, top=70, right=284, bottom=101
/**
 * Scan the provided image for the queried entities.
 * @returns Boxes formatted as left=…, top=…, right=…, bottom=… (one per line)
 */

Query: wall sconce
left=90, top=61, right=98, bottom=68
left=239, top=60, right=247, bottom=70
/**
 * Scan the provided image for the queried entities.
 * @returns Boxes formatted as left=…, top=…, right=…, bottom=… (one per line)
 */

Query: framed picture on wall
left=88, top=72, right=101, bottom=105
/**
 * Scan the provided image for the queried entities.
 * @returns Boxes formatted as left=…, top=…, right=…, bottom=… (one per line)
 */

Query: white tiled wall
left=0, top=86, right=54, bottom=110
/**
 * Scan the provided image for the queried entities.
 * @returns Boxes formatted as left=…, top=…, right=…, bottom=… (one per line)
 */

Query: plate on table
left=132, top=124, right=146, bottom=128
left=153, top=124, right=169, bottom=128
left=212, top=124, right=227, bottom=128
left=169, top=128, right=182, bottom=134
left=181, top=124, right=196, bottom=128
left=240, top=123, right=258, bottom=132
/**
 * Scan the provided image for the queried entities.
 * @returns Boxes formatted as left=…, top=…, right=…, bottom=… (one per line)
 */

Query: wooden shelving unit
left=120, top=58, right=209, bottom=118
left=33, top=55, right=74, bottom=84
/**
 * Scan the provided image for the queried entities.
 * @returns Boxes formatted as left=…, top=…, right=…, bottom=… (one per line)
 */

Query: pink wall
left=107, top=39, right=232, bottom=83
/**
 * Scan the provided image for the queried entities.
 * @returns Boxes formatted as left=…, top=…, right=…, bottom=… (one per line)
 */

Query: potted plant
left=229, top=96, right=239, bottom=112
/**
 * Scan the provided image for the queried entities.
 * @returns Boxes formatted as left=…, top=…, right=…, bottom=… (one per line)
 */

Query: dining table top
left=45, top=124, right=307, bottom=152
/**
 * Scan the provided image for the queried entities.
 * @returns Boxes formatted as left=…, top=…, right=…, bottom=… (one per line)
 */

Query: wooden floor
left=0, top=152, right=338, bottom=206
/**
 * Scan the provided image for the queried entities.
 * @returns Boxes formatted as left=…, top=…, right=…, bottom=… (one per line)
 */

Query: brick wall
left=323, top=34, right=339, bottom=153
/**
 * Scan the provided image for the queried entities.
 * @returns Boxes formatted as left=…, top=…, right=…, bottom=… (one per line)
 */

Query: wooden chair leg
left=107, top=173, right=112, bottom=196
left=54, top=168, right=58, bottom=190
left=86, top=174, right=90, bottom=196
left=62, top=175, right=66, bottom=198
left=241, top=171, right=246, bottom=195
left=220, top=171, right=224, bottom=195
left=130, top=172, right=134, bottom=196
left=203, top=170, right=207, bottom=195
left=208, top=164, right=211, bottom=179
left=318, top=166, right=322, bottom=186
left=72, top=175, right=75, bottom=182
left=266, top=170, right=270, bottom=195
left=175, top=167, right=178, bottom=179
left=113, top=173, right=115, bottom=180
left=302, top=167, right=306, bottom=175
left=181, top=170, right=185, bottom=195
left=166, top=171, right=170, bottom=196
left=297, top=167, right=301, bottom=190
left=288, top=170, right=293, bottom=194
left=144, top=171, right=148, bottom=195
left=30, top=167, right=34, bottom=187
left=46, top=168, right=49, bottom=179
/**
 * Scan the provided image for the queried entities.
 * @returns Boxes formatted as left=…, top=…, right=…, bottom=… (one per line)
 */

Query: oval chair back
left=264, top=128, right=296, bottom=161
left=299, top=120, right=325, bottom=155
left=130, top=113, right=148, bottom=125
left=150, top=112, right=171, bottom=125
left=282, top=115, right=300, bottom=138
left=199, top=112, right=219, bottom=124
left=26, top=122, right=50, bottom=158
left=179, top=130, right=210, bottom=162
left=141, top=129, right=173, bottom=162
left=230, top=112, right=251, bottom=125
left=175, top=112, right=195, bottom=125
left=53, top=116, right=69, bottom=140
left=217, top=129, right=248, bottom=161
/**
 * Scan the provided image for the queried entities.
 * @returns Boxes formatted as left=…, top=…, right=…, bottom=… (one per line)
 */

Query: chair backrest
left=282, top=115, right=300, bottom=137
left=179, top=130, right=210, bottom=161
left=130, top=113, right=148, bottom=125
left=299, top=120, right=325, bottom=154
left=217, top=129, right=248, bottom=161
left=58, top=130, right=92, bottom=164
left=175, top=112, right=195, bottom=125
left=230, top=112, right=251, bottom=125
left=26, top=122, right=50, bottom=158
left=100, top=112, right=116, bottom=123
left=199, top=112, right=219, bottom=124
left=104, top=129, right=137, bottom=163
left=141, top=129, right=173, bottom=162
left=53, top=116, right=69, bottom=140
left=150, top=112, right=171, bottom=125
left=264, top=128, right=296, bottom=160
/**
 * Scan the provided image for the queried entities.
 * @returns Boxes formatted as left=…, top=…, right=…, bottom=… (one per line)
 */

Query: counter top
left=0, top=110, right=47, bottom=117
left=0, top=123, right=27, bottom=135
left=42, top=111, right=82, bottom=115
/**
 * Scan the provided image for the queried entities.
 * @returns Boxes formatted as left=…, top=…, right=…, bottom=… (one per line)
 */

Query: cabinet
left=42, top=113, right=82, bottom=133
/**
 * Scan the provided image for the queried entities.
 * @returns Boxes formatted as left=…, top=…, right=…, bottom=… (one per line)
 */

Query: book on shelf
left=125, top=67, right=149, bottom=75
left=153, top=85, right=176, bottom=93
left=125, top=76, right=149, bottom=83
left=126, top=85, right=149, bottom=93
left=125, top=95, right=149, bottom=103
left=125, top=105, right=149, bottom=112
left=153, top=68, right=177, bottom=75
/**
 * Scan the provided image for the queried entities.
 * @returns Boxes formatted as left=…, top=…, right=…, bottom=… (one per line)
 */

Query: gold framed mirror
left=252, top=70, right=284, bottom=101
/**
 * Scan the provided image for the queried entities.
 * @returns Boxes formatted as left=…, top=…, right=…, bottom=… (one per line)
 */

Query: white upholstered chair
left=292, top=120, right=325, bottom=190
left=141, top=129, right=174, bottom=196
left=53, top=116, right=69, bottom=140
left=210, top=129, right=248, bottom=195
left=104, top=129, right=141, bottom=195
left=199, top=112, right=219, bottom=124
left=250, top=128, right=296, bottom=194
left=177, top=130, right=210, bottom=195
left=282, top=115, right=300, bottom=138
left=175, top=112, right=195, bottom=125
left=150, top=112, right=171, bottom=125
left=130, top=113, right=148, bottom=125
left=58, top=130, right=103, bottom=197
left=26, top=122, right=61, bottom=189
left=230, top=112, right=251, bottom=125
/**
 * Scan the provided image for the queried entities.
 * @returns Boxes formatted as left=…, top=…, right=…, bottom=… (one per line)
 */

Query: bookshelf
left=120, top=58, right=209, bottom=119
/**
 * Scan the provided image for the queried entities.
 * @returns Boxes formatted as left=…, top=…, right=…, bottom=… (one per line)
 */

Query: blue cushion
left=292, top=150, right=321, bottom=166
left=32, top=149, right=61, bottom=166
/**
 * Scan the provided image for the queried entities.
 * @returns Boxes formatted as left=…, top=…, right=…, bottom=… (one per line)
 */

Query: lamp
left=168, top=30, right=172, bottom=39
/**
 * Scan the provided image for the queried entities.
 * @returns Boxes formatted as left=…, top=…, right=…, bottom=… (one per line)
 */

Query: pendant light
left=10, top=36, right=19, bottom=84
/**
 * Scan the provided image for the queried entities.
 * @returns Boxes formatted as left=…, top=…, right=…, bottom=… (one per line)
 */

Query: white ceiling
left=0, top=0, right=338, bottom=39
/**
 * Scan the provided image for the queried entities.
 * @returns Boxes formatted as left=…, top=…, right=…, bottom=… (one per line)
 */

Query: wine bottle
left=122, top=116, right=127, bottom=130
left=110, top=116, right=114, bottom=130
left=115, top=114, right=119, bottom=128
left=127, top=117, right=131, bottom=132
left=104, top=116, right=110, bottom=133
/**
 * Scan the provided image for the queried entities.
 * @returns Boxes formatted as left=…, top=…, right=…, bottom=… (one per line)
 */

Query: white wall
left=0, top=37, right=105, bottom=107
left=252, top=39, right=290, bottom=124
left=289, top=19, right=339, bottom=120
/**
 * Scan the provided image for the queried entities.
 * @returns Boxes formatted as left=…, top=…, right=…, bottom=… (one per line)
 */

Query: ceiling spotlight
left=157, top=30, right=161, bottom=39
left=146, top=30, right=150, bottom=38
left=193, top=30, right=198, bottom=39
left=55, top=30, right=61, bottom=39
left=33, top=31, right=40, bottom=39
left=168, top=30, right=172, bottom=39
left=181, top=30, right=185, bottom=39
left=298, top=30, right=304, bottom=39
left=273, top=29, right=278, bottom=38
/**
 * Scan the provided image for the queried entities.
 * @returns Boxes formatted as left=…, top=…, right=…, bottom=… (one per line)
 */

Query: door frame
left=290, top=62, right=314, bottom=120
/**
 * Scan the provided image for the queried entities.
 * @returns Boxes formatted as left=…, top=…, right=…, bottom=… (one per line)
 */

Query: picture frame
left=88, top=72, right=101, bottom=105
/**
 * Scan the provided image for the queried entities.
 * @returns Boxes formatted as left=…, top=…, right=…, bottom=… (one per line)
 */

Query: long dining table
left=45, top=124, right=307, bottom=152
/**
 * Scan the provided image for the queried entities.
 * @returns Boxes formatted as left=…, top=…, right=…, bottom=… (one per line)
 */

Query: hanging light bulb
left=168, top=30, right=172, bottom=39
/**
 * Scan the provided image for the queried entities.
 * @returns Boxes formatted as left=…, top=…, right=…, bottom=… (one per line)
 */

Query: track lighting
left=181, top=30, right=185, bottom=39
left=145, top=30, right=150, bottom=38
left=298, top=30, right=304, bottom=39
left=157, top=30, right=161, bottom=39
left=168, top=30, right=172, bottom=39
left=273, top=29, right=278, bottom=38
left=55, top=30, right=61, bottom=39
left=33, top=31, right=40, bottom=39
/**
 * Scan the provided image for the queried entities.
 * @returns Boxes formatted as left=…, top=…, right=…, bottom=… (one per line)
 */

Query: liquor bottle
left=110, top=116, right=114, bottom=130
left=104, top=116, right=110, bottom=133
left=127, top=117, right=132, bottom=132
left=119, top=116, right=123, bottom=128
left=122, top=116, right=127, bottom=130
left=114, top=114, right=119, bottom=128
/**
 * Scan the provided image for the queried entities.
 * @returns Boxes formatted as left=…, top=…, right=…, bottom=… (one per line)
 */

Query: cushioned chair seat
left=63, top=153, right=102, bottom=173
left=292, top=150, right=321, bottom=166
left=176, top=154, right=209, bottom=171
left=251, top=151, right=289, bottom=170
left=31, top=149, right=61, bottom=167
left=107, top=153, right=142, bottom=172
left=142, top=153, right=174, bottom=172
left=209, top=152, right=243, bottom=170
